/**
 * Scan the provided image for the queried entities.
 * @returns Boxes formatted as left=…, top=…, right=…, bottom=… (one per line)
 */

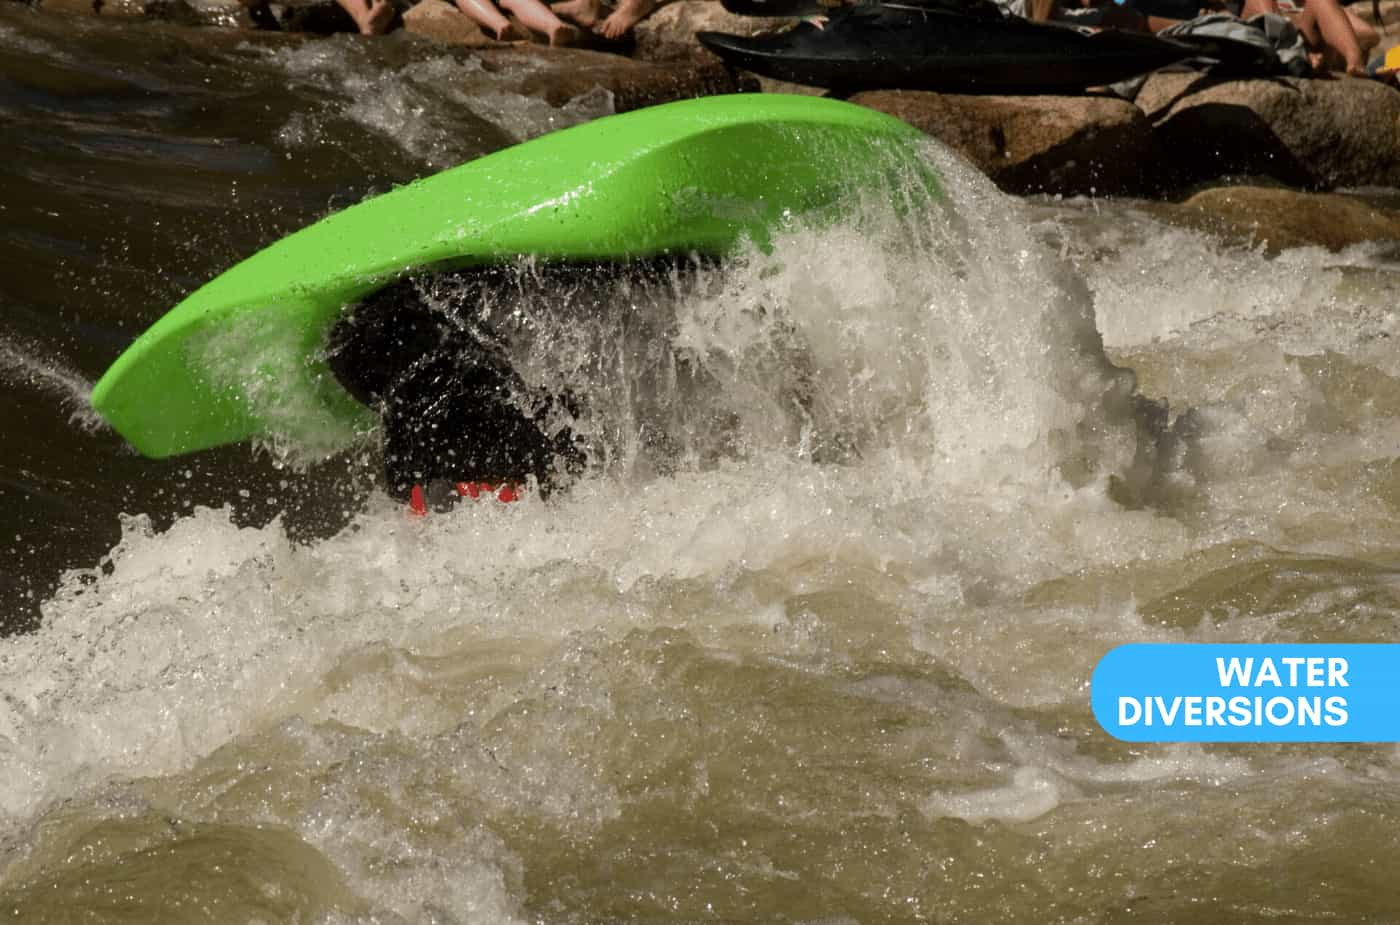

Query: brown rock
left=851, top=89, right=1165, bottom=197
left=754, top=75, right=824, bottom=96
left=1150, top=76, right=1400, bottom=191
left=1155, top=186, right=1400, bottom=254
left=632, top=0, right=788, bottom=63
left=268, top=0, right=358, bottom=33
left=176, top=0, right=261, bottom=26
left=487, top=44, right=751, bottom=112
left=97, top=0, right=148, bottom=15
left=39, top=0, right=100, bottom=14
left=403, top=0, right=490, bottom=46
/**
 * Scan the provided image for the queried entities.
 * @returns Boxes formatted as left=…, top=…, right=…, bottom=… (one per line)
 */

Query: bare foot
left=595, top=0, right=654, bottom=38
left=550, top=0, right=601, bottom=27
left=548, top=20, right=583, bottom=44
left=493, top=20, right=527, bottom=40
left=338, top=0, right=394, bottom=34
left=361, top=0, right=394, bottom=34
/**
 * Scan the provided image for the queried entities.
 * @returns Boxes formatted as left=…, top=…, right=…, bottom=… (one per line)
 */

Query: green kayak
left=90, top=93, right=939, bottom=459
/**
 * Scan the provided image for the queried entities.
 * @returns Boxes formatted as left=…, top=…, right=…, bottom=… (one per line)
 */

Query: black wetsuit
left=326, top=274, right=583, bottom=501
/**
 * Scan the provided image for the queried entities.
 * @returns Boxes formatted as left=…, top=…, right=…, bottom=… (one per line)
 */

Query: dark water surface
left=5, top=5, right=1400, bottom=923
left=1, top=5, right=573, bottom=628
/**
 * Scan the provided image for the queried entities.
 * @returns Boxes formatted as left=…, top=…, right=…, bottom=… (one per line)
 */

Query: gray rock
left=1148, top=75, right=1400, bottom=191
left=1150, top=185, right=1400, bottom=254
left=850, top=89, right=1167, bottom=197
left=487, top=43, right=750, bottom=112
left=402, top=0, right=491, bottom=46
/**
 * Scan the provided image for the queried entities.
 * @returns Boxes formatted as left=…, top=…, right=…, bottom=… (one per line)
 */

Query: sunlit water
left=4, top=6, right=1400, bottom=922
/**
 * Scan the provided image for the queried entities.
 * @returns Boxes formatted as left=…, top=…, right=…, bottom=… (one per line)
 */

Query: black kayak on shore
left=698, top=1, right=1206, bottom=95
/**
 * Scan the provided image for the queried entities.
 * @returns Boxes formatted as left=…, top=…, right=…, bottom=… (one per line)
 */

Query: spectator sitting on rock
left=1257, top=0, right=1377, bottom=75
left=455, top=0, right=584, bottom=43
left=550, top=0, right=660, bottom=38
left=1012, top=0, right=1379, bottom=78
left=335, top=0, right=582, bottom=42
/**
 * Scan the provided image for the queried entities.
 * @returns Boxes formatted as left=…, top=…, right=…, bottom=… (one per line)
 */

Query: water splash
left=0, top=334, right=107, bottom=433
left=5, top=139, right=1400, bottom=921
left=262, top=39, right=615, bottom=166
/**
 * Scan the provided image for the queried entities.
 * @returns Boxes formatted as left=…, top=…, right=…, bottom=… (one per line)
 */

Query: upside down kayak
left=89, top=94, right=941, bottom=463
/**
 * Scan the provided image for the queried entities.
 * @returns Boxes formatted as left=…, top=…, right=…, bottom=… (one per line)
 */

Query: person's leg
left=595, top=0, right=654, bottom=37
left=550, top=0, right=602, bottom=28
left=499, top=0, right=583, bottom=43
left=1344, top=6, right=1379, bottom=56
left=1298, top=0, right=1367, bottom=74
left=336, top=0, right=394, bottom=34
left=454, top=0, right=526, bottom=40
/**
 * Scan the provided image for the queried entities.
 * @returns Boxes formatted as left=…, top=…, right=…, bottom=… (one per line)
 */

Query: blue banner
left=1091, top=644, right=1400, bottom=742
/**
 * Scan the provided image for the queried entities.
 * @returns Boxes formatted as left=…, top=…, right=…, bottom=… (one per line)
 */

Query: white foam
left=261, top=40, right=615, bottom=166
left=7, top=141, right=1400, bottom=915
left=925, top=766, right=1068, bottom=823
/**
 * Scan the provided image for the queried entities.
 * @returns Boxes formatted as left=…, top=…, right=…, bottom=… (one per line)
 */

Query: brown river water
left=4, top=4, right=1400, bottom=922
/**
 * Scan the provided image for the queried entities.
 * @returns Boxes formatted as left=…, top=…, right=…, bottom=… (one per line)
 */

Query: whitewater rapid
left=4, top=54, right=1400, bottom=917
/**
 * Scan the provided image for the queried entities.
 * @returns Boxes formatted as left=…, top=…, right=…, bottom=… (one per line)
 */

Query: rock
left=754, top=74, right=823, bottom=96
left=177, top=0, right=259, bottom=26
left=482, top=43, right=751, bottom=112
left=97, top=0, right=148, bottom=15
left=850, top=89, right=1166, bottom=197
left=268, top=0, right=358, bottom=33
left=38, top=0, right=99, bottom=14
left=97, top=0, right=248, bottom=24
left=1132, top=71, right=1210, bottom=121
left=1149, top=75, right=1400, bottom=191
left=1151, top=186, right=1400, bottom=254
left=402, top=0, right=490, bottom=46
left=632, top=0, right=787, bottom=63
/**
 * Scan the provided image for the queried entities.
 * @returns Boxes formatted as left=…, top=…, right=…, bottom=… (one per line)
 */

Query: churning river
left=4, top=5, right=1400, bottom=922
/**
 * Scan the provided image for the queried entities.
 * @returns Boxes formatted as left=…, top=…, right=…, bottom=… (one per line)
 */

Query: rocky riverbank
left=10, top=0, right=1400, bottom=249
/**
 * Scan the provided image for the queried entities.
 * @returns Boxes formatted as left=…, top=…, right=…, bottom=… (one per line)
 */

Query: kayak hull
left=90, top=94, right=939, bottom=459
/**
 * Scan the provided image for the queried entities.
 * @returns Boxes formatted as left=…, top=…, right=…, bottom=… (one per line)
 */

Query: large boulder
left=1146, top=74, right=1400, bottom=191
left=850, top=89, right=1166, bottom=197
left=402, top=0, right=490, bottom=45
left=1150, top=185, right=1400, bottom=254
left=632, top=0, right=787, bottom=62
left=482, top=43, right=750, bottom=112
